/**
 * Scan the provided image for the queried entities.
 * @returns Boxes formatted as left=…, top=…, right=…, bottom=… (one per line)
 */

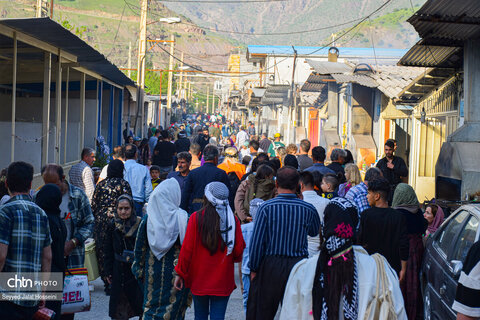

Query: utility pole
left=36, top=0, right=48, bottom=18
left=127, top=41, right=132, bottom=79
left=135, top=0, right=147, bottom=135
left=50, top=0, right=54, bottom=19
left=287, top=46, right=298, bottom=144
left=137, top=0, right=147, bottom=90
left=166, top=34, right=175, bottom=124
left=206, top=86, right=209, bottom=114
left=179, top=52, right=184, bottom=99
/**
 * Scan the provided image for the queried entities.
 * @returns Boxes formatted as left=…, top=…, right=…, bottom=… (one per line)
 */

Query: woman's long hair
left=345, top=163, right=362, bottom=186
left=197, top=197, right=225, bottom=255
left=252, top=164, right=274, bottom=195
left=325, top=250, right=355, bottom=319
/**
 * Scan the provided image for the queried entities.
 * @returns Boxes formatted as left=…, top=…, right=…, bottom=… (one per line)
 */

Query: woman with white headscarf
left=132, top=178, right=190, bottom=320
left=174, top=181, right=245, bottom=320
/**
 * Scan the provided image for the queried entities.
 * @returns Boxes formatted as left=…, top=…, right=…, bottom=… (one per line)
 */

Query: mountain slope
left=164, top=0, right=425, bottom=48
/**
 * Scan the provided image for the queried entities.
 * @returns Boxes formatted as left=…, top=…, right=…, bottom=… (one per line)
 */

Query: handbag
left=32, top=307, right=56, bottom=320
left=363, top=254, right=397, bottom=320
left=61, top=268, right=91, bottom=315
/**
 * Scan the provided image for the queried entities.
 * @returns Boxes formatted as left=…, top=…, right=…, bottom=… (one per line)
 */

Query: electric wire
left=105, top=3, right=127, bottom=58
left=125, top=0, right=367, bottom=37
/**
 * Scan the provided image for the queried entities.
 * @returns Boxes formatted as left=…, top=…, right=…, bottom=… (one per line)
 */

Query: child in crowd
left=241, top=198, right=265, bottom=314
left=286, top=143, right=298, bottom=155
left=321, top=173, right=339, bottom=199
left=145, top=158, right=152, bottom=171
left=150, top=165, right=161, bottom=190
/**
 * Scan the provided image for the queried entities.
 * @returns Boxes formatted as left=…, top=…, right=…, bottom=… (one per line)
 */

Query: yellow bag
left=83, top=239, right=100, bottom=281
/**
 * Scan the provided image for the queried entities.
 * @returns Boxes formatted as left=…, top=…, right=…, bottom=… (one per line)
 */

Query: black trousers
left=0, top=301, right=38, bottom=320
left=246, top=255, right=304, bottom=320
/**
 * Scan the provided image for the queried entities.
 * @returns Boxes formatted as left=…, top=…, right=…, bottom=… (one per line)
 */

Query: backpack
left=364, top=254, right=397, bottom=320
left=227, top=172, right=241, bottom=199
left=243, top=174, right=275, bottom=215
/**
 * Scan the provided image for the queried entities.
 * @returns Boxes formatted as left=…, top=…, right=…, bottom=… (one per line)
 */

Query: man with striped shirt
left=247, top=166, right=321, bottom=320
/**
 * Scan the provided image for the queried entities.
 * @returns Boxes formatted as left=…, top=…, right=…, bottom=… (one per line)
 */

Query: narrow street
left=77, top=268, right=245, bottom=320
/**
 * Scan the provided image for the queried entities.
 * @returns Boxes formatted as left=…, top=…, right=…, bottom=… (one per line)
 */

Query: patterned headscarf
left=312, top=198, right=360, bottom=320
left=204, top=182, right=235, bottom=255
left=249, top=198, right=265, bottom=220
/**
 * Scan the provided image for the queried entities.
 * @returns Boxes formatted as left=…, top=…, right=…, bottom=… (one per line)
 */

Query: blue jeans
left=192, top=295, right=230, bottom=320
left=133, top=201, right=144, bottom=217
left=242, top=274, right=250, bottom=314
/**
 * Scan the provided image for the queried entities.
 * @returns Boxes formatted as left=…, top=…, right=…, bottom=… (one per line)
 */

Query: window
left=436, top=210, right=469, bottom=256
left=452, top=215, right=479, bottom=262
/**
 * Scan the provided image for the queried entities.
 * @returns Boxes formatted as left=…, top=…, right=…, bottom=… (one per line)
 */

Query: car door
left=443, top=213, right=479, bottom=314
left=427, top=210, right=470, bottom=319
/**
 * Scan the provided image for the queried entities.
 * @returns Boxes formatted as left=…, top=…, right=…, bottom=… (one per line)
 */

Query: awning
left=398, top=42, right=463, bottom=68
left=352, top=134, right=376, bottom=150
left=0, top=18, right=135, bottom=87
left=323, top=130, right=341, bottom=147
left=408, top=0, right=480, bottom=46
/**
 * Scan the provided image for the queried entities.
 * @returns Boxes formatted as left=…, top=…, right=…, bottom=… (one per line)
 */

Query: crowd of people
left=0, top=111, right=478, bottom=320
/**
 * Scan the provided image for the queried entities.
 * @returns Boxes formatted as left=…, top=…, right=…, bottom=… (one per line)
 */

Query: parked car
left=421, top=204, right=480, bottom=320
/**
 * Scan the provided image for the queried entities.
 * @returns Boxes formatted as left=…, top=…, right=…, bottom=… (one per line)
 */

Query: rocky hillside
left=164, top=0, right=426, bottom=48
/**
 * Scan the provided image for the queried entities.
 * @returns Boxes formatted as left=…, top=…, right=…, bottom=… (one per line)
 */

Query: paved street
left=76, top=265, right=245, bottom=320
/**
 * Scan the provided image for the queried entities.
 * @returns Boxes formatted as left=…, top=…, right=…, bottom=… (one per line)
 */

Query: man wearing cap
left=267, top=133, right=285, bottom=157
left=236, top=125, right=249, bottom=149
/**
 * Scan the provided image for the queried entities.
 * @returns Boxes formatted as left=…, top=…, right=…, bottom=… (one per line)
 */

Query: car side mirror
left=450, top=260, right=463, bottom=278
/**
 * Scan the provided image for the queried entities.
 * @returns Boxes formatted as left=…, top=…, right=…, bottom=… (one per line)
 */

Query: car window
left=451, top=215, right=479, bottom=262
left=436, top=210, right=469, bottom=256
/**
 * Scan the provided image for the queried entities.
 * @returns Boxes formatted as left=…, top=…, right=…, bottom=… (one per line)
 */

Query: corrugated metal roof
left=301, top=82, right=326, bottom=92
left=372, top=65, right=425, bottom=99
left=398, top=42, right=462, bottom=68
left=0, top=18, right=135, bottom=87
left=261, top=84, right=289, bottom=105
left=408, top=0, right=480, bottom=44
left=331, top=73, right=378, bottom=88
left=306, top=59, right=352, bottom=74
left=301, top=73, right=329, bottom=92
left=299, top=85, right=328, bottom=108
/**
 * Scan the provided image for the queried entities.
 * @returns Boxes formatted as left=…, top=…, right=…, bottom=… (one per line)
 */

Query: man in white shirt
left=97, top=146, right=125, bottom=183
left=299, top=171, right=330, bottom=257
left=236, top=126, right=249, bottom=149
left=69, top=148, right=96, bottom=203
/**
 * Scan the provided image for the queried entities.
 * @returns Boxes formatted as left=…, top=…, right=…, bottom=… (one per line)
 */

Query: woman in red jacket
left=174, top=181, right=245, bottom=320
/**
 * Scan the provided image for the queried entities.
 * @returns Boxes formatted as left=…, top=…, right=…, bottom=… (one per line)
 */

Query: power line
left=303, top=0, right=393, bottom=56
left=126, top=0, right=365, bottom=37
left=106, top=3, right=127, bottom=58
left=126, top=0, right=394, bottom=77
left=155, top=0, right=286, bottom=2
